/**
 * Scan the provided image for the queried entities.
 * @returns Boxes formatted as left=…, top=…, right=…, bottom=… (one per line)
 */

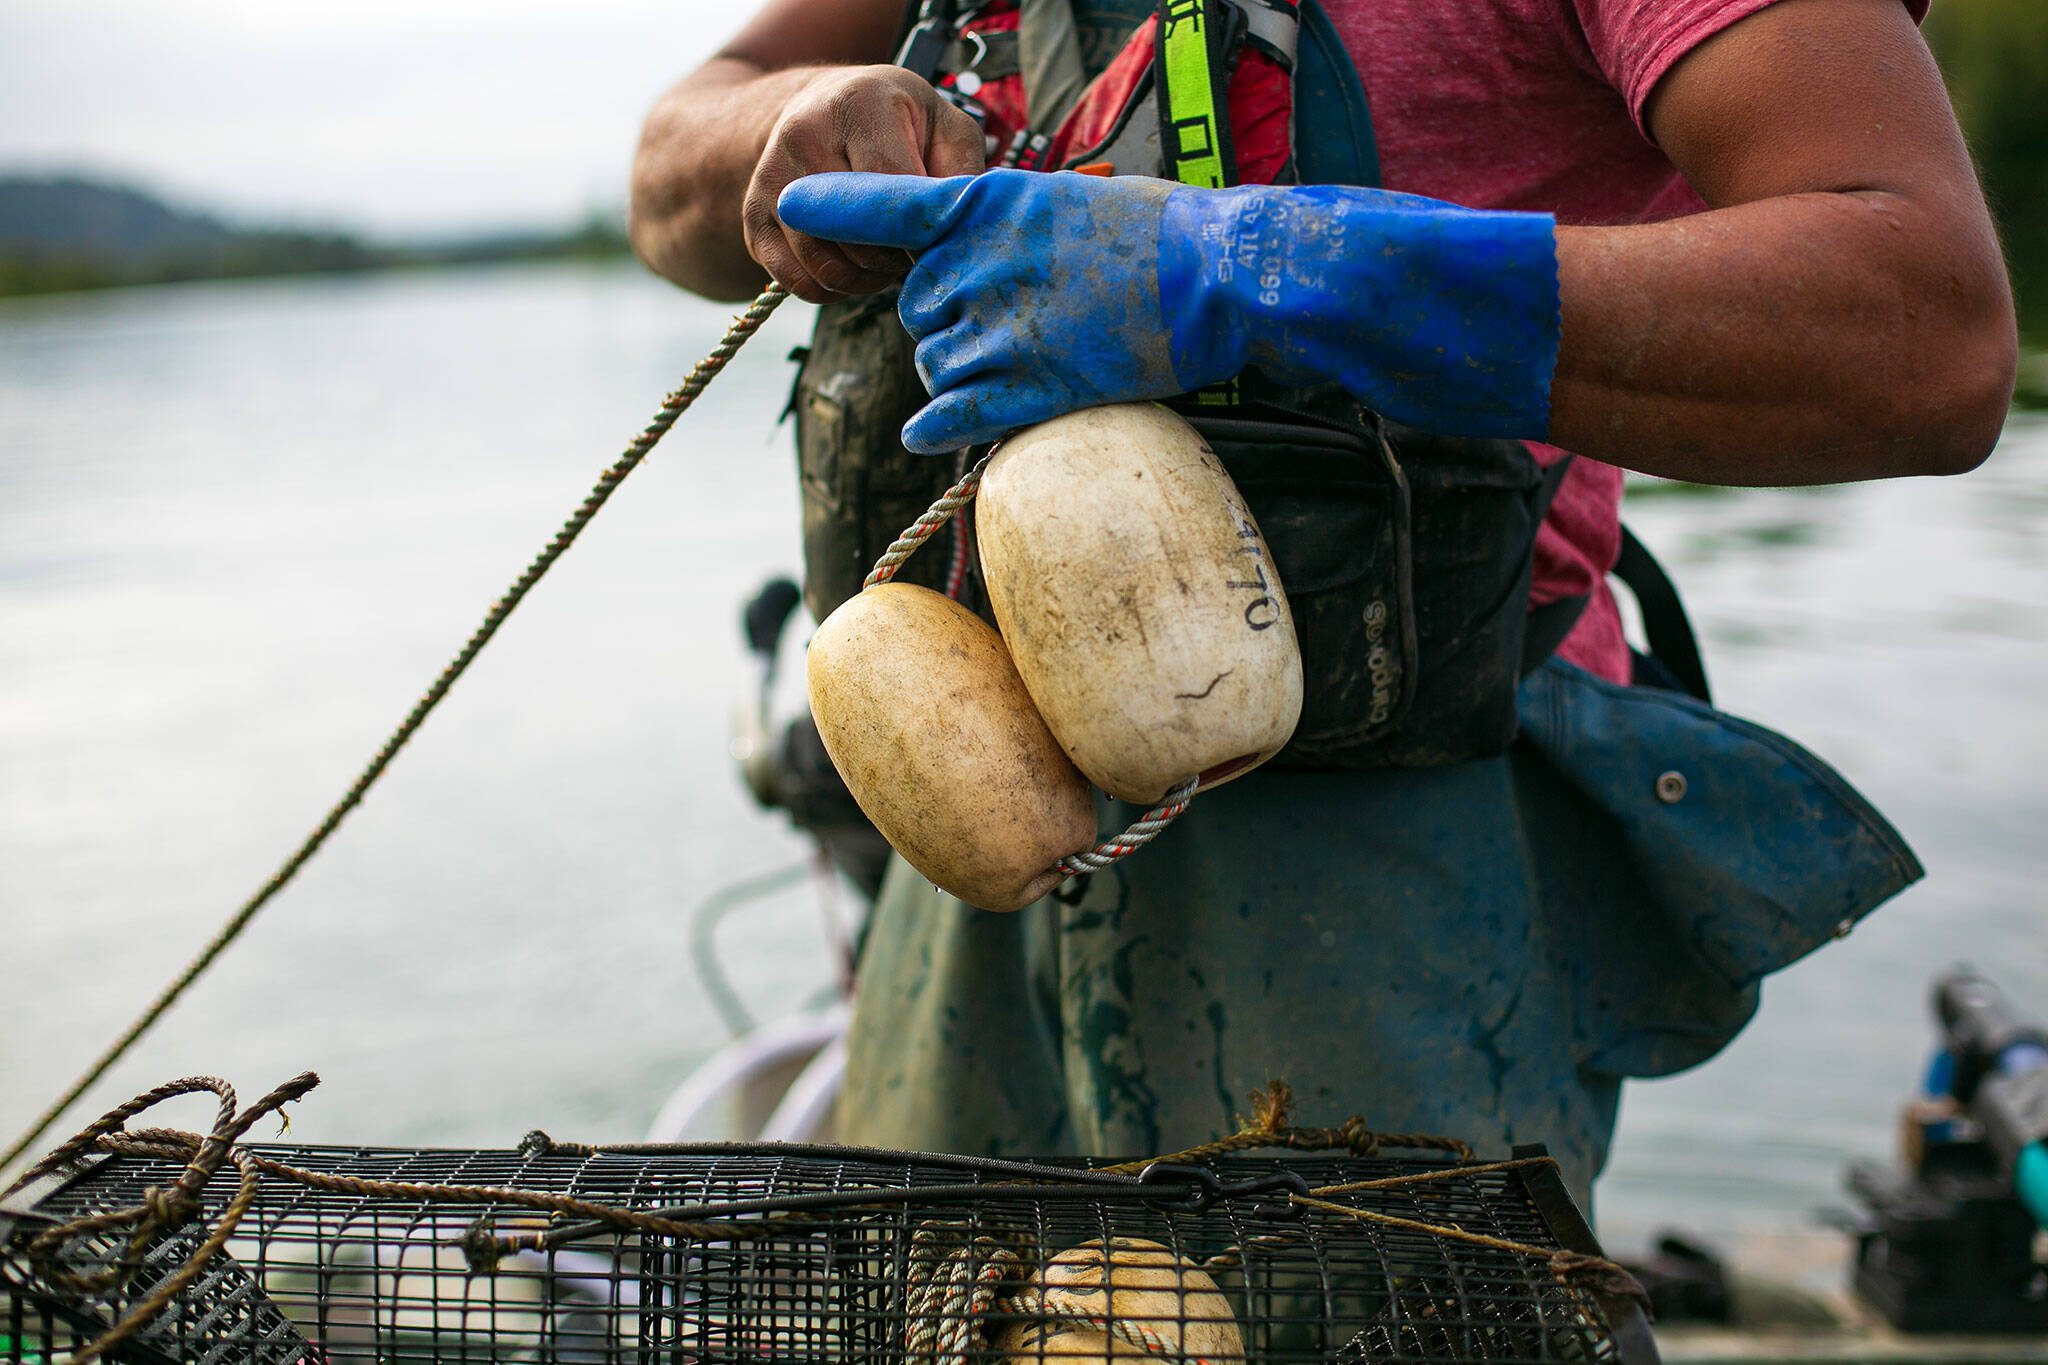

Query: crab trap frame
left=0, top=1080, right=1657, bottom=1365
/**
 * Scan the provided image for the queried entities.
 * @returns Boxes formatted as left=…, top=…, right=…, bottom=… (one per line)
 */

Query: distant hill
left=0, top=176, right=628, bottom=298
left=1, top=177, right=242, bottom=258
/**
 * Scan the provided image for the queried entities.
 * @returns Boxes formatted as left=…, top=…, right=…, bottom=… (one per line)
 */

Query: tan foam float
left=978, top=403, right=1302, bottom=803
left=806, top=402, right=1302, bottom=911
left=806, top=582, right=1095, bottom=911
left=990, top=1237, right=1248, bottom=1362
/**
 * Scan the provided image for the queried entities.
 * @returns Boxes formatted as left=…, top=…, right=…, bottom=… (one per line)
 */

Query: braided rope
left=0, top=285, right=790, bottom=1181
left=1093, top=1083, right=1473, bottom=1177
left=864, top=455, right=990, bottom=589
left=17, top=1074, right=316, bottom=1365
left=1287, top=1187, right=1640, bottom=1299
left=903, top=1225, right=1023, bottom=1362
left=1056, top=777, right=1200, bottom=876
left=864, top=458, right=1202, bottom=883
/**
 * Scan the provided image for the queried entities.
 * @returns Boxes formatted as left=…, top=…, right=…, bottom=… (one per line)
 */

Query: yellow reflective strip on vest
left=1160, top=1, right=1241, bottom=406
left=1160, top=2, right=1227, bottom=189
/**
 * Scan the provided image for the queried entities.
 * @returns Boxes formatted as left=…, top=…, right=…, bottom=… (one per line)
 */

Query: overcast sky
left=0, top=0, right=766, bottom=238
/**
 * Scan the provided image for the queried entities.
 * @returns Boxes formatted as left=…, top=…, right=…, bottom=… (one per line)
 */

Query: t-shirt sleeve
left=1573, top=0, right=1931, bottom=134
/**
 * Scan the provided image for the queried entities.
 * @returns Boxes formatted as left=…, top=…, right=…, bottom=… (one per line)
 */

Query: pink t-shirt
left=1326, top=0, right=1919, bottom=682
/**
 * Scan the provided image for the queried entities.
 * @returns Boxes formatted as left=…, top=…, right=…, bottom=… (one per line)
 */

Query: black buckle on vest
left=895, top=0, right=959, bottom=81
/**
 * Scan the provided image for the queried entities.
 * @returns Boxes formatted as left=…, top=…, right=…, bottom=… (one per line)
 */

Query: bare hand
left=744, top=65, right=986, bottom=302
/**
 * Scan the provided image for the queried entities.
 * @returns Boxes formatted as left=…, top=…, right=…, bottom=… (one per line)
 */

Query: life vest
left=905, top=0, right=1300, bottom=188
left=790, top=0, right=1585, bottom=769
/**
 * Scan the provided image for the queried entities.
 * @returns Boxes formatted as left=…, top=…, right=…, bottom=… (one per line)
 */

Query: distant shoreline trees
left=1928, top=0, right=2048, bottom=341
left=0, top=178, right=631, bottom=300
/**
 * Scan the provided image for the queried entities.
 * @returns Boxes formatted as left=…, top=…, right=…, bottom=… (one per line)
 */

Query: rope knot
left=138, top=1184, right=194, bottom=1234
left=1336, top=1117, right=1381, bottom=1158
left=1547, top=1250, right=1653, bottom=1312
left=461, top=1218, right=508, bottom=1275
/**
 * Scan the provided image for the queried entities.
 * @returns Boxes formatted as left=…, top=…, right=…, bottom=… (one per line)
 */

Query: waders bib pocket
left=1185, top=404, right=1414, bottom=765
left=1183, top=391, right=1560, bottom=769
left=1390, top=424, right=1562, bottom=766
left=792, top=292, right=958, bottom=623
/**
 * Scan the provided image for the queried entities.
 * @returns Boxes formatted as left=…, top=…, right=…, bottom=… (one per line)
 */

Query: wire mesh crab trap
left=1, top=1081, right=1657, bottom=1365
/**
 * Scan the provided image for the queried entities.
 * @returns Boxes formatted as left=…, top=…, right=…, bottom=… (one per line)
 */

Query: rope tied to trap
left=10, top=1074, right=316, bottom=1365
left=10, top=1076, right=1645, bottom=1365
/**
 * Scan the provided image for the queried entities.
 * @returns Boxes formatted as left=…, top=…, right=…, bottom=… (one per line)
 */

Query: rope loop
left=902, top=1222, right=1025, bottom=1363
left=19, top=1072, right=316, bottom=1364
left=1055, top=777, right=1200, bottom=877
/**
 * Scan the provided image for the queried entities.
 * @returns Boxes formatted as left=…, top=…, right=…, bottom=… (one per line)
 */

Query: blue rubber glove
left=776, top=169, right=1560, bottom=454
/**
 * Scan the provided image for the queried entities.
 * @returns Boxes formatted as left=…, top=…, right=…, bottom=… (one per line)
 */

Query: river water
left=1, top=260, right=2043, bottom=1254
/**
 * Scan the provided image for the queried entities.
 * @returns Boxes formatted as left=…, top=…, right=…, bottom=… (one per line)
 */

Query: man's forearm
left=1550, top=189, right=2016, bottom=484
left=630, top=59, right=825, bottom=301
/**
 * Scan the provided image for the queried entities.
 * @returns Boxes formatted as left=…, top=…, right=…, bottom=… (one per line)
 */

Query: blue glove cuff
left=1159, top=186, right=1561, bottom=439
